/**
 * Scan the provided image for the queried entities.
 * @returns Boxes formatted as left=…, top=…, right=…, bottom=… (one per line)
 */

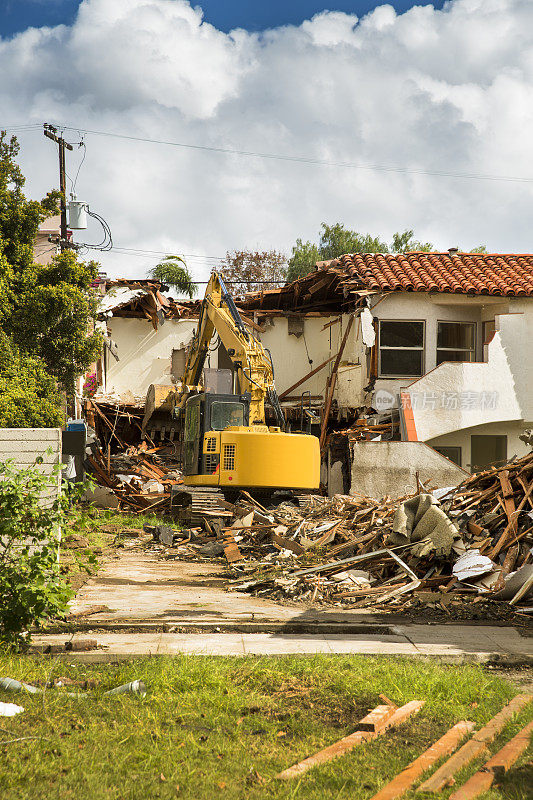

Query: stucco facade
left=100, top=317, right=200, bottom=398
left=258, top=313, right=366, bottom=407
left=371, top=293, right=533, bottom=471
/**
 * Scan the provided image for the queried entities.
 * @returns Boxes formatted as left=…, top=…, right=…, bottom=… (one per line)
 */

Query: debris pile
left=86, top=443, right=181, bottom=512
left=147, top=452, right=533, bottom=614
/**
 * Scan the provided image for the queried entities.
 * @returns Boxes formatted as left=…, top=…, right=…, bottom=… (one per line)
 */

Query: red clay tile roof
left=322, top=252, right=533, bottom=296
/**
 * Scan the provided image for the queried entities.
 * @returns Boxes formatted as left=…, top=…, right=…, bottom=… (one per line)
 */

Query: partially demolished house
left=95, top=279, right=202, bottom=399
left=86, top=252, right=533, bottom=498
left=238, top=251, right=533, bottom=496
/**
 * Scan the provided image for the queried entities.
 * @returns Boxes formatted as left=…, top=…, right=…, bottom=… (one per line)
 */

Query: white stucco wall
left=103, top=317, right=200, bottom=398
left=369, top=292, right=488, bottom=400
left=101, top=313, right=366, bottom=405
left=258, top=314, right=366, bottom=405
left=428, top=420, right=531, bottom=471
left=401, top=299, right=533, bottom=443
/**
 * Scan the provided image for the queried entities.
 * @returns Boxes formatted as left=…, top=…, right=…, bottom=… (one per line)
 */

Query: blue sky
left=1, top=0, right=446, bottom=36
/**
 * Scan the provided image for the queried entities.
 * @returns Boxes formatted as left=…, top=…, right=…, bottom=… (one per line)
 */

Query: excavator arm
left=176, top=272, right=284, bottom=426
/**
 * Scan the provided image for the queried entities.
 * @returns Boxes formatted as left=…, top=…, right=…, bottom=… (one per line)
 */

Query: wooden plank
left=417, top=694, right=532, bottom=793
left=224, top=540, right=243, bottom=563
left=448, top=720, right=533, bottom=800
left=358, top=704, right=398, bottom=732
left=489, top=477, right=533, bottom=558
left=271, top=532, right=305, bottom=556
left=277, top=700, right=424, bottom=780
left=319, top=313, right=355, bottom=451
left=369, top=721, right=475, bottom=800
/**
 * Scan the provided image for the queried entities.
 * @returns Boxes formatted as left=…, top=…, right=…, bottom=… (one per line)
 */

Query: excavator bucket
left=142, top=384, right=178, bottom=441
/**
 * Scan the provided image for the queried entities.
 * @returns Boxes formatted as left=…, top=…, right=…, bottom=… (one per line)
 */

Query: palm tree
left=148, top=255, right=197, bottom=298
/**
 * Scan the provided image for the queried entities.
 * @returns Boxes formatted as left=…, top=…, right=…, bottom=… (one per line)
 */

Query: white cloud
left=1, top=0, right=533, bottom=282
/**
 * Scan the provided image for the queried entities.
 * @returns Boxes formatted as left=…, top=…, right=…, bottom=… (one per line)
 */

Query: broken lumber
left=448, top=720, right=533, bottom=800
left=276, top=700, right=424, bottom=780
left=319, top=313, right=355, bottom=450
left=369, top=721, right=475, bottom=800
left=417, top=694, right=532, bottom=793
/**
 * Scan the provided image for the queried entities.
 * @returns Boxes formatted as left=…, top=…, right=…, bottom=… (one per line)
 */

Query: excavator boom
left=144, top=271, right=320, bottom=494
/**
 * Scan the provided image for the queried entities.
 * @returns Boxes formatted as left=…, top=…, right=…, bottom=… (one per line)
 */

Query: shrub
left=0, top=458, right=73, bottom=649
left=0, top=332, right=63, bottom=428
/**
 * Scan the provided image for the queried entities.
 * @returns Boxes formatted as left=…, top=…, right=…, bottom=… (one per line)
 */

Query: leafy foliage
left=0, top=458, right=74, bottom=649
left=287, top=223, right=390, bottom=281
left=10, top=250, right=102, bottom=393
left=0, top=131, right=100, bottom=420
left=288, top=223, right=488, bottom=281
left=218, top=249, right=287, bottom=295
left=390, top=229, right=433, bottom=254
left=0, top=333, right=63, bottom=428
left=149, top=255, right=197, bottom=298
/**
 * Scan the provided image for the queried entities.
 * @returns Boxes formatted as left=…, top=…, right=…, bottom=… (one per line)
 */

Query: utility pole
left=43, top=123, right=73, bottom=251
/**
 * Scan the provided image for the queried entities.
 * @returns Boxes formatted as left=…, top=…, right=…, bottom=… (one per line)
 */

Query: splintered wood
left=276, top=701, right=424, bottom=780
left=86, top=444, right=180, bottom=511
left=86, top=435, right=533, bottom=614
left=219, top=451, right=533, bottom=613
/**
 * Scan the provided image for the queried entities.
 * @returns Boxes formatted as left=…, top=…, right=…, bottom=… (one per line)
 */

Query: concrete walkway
left=33, top=549, right=532, bottom=664
left=32, top=624, right=532, bottom=663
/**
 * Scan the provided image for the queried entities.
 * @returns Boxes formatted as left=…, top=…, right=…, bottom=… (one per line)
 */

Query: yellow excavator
left=144, top=272, right=319, bottom=507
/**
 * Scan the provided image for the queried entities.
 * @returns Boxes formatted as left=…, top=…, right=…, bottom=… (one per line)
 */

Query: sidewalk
left=34, top=549, right=532, bottom=663
left=32, top=624, right=532, bottom=663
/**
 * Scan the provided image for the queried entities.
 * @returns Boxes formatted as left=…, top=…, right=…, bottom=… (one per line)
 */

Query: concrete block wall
left=0, top=428, right=62, bottom=508
left=328, top=440, right=468, bottom=500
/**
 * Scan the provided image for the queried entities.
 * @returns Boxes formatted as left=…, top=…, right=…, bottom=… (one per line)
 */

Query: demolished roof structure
left=97, top=279, right=200, bottom=329
left=237, top=252, right=533, bottom=313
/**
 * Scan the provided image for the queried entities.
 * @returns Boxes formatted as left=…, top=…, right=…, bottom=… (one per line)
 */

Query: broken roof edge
left=239, top=249, right=533, bottom=310
left=97, top=280, right=201, bottom=320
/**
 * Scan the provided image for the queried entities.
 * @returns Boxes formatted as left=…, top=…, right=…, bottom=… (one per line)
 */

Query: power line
left=3, top=121, right=531, bottom=184
left=109, top=246, right=224, bottom=260
left=51, top=123, right=533, bottom=185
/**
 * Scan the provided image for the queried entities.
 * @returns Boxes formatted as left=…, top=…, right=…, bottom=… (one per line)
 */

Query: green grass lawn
left=0, top=655, right=531, bottom=799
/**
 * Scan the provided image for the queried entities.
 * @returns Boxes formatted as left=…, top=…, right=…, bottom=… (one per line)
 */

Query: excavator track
left=170, top=486, right=231, bottom=525
left=170, top=486, right=319, bottom=527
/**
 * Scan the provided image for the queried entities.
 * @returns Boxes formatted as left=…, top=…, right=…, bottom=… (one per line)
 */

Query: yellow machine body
left=184, top=426, right=320, bottom=490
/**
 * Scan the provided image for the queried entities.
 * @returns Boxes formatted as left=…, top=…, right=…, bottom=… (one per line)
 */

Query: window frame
left=210, top=401, right=245, bottom=431
left=433, top=446, right=462, bottom=468
left=378, top=319, right=426, bottom=378
left=436, top=320, right=477, bottom=366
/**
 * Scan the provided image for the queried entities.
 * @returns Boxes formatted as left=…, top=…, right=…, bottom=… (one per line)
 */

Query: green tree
left=0, top=332, right=62, bottom=428
left=390, top=229, right=433, bottom=254
left=148, top=255, right=197, bottom=298
left=0, top=131, right=100, bottom=422
left=287, top=223, right=389, bottom=282
left=218, top=249, right=287, bottom=296
left=11, top=251, right=102, bottom=393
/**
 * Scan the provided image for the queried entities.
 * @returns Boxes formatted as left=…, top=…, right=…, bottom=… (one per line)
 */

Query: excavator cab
left=182, top=392, right=250, bottom=477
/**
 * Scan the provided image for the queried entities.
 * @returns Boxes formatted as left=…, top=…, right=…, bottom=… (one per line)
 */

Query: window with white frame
left=437, top=322, right=476, bottom=366
left=378, top=320, right=425, bottom=377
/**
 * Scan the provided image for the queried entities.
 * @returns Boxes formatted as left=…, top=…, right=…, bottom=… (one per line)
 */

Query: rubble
left=139, top=451, right=533, bottom=617
left=85, top=442, right=181, bottom=512
left=85, top=431, right=533, bottom=616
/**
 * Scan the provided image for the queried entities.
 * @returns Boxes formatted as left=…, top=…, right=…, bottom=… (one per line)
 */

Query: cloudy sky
left=1, top=0, right=532, bottom=282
